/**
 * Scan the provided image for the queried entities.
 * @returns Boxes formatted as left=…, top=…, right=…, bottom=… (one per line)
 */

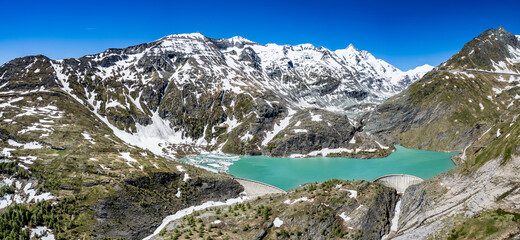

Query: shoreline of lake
left=180, top=145, right=459, bottom=191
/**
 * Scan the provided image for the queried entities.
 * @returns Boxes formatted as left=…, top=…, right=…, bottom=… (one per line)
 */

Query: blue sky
left=1, top=0, right=519, bottom=70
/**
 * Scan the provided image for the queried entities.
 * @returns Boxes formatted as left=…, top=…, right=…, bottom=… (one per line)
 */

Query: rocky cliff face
left=393, top=151, right=520, bottom=239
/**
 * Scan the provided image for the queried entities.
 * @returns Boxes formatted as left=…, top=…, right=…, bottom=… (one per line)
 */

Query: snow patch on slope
left=262, top=109, right=296, bottom=146
left=143, top=195, right=248, bottom=240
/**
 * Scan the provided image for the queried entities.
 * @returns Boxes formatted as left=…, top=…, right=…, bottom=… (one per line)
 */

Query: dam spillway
left=373, top=174, right=424, bottom=193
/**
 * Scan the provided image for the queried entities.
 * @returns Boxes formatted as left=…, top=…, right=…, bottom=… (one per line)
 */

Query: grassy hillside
left=0, top=60, right=243, bottom=239
left=365, top=27, right=520, bottom=168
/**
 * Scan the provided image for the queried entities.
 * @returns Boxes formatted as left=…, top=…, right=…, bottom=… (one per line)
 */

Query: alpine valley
left=0, top=27, right=519, bottom=240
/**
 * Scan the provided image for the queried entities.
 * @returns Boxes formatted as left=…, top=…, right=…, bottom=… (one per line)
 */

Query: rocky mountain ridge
left=365, top=27, right=520, bottom=239
left=365, top=27, right=520, bottom=153
left=0, top=33, right=431, bottom=158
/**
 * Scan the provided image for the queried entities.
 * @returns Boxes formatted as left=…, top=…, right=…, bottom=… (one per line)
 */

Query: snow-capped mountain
left=127, top=32, right=431, bottom=111
left=215, top=35, right=433, bottom=111
left=0, top=33, right=431, bottom=157
left=335, top=44, right=432, bottom=91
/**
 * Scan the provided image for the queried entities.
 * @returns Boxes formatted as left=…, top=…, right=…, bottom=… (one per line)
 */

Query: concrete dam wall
left=373, top=174, right=424, bottom=193
left=233, top=177, right=286, bottom=198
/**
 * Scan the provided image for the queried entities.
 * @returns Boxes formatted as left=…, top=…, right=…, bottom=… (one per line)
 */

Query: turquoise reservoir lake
left=181, top=146, right=458, bottom=191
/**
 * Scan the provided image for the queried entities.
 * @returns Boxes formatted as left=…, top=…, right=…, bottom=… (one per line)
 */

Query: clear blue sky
left=1, top=0, right=519, bottom=70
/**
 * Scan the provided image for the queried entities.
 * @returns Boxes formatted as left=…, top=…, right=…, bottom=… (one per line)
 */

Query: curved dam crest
left=181, top=145, right=458, bottom=191
left=373, top=174, right=424, bottom=193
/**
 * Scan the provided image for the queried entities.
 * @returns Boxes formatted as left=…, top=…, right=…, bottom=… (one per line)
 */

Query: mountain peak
left=442, top=27, right=520, bottom=72
left=294, top=43, right=316, bottom=50
left=162, top=32, right=207, bottom=40
left=334, top=44, right=359, bottom=56
left=405, top=64, right=434, bottom=75
left=479, top=26, right=513, bottom=40
left=228, top=36, right=254, bottom=44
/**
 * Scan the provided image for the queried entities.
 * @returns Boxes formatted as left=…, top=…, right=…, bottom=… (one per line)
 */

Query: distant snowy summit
left=152, top=32, right=433, bottom=111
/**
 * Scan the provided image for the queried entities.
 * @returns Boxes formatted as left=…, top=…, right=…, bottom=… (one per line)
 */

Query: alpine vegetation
left=1, top=27, right=520, bottom=240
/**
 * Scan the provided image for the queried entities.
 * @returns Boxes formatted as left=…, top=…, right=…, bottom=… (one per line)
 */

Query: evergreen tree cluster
left=0, top=198, right=79, bottom=239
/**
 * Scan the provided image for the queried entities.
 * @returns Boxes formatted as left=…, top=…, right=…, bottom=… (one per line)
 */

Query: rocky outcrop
left=394, top=153, right=520, bottom=239
left=150, top=180, right=399, bottom=240
left=265, top=108, right=394, bottom=158
left=0, top=55, right=59, bottom=91
left=264, top=109, right=357, bottom=156
left=95, top=174, right=243, bottom=239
